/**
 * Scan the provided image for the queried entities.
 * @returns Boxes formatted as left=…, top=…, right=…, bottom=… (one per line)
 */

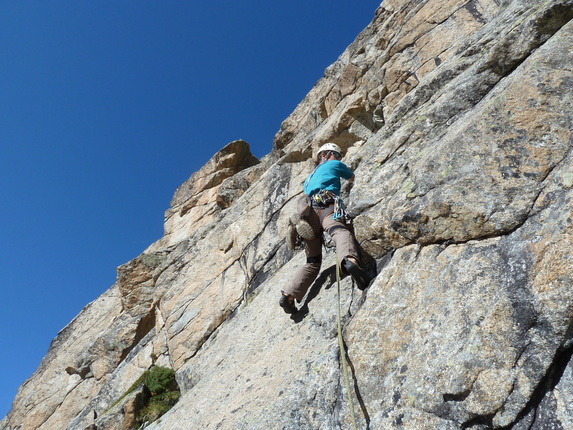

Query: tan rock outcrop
left=158, top=139, right=261, bottom=249
left=2, top=1, right=573, bottom=429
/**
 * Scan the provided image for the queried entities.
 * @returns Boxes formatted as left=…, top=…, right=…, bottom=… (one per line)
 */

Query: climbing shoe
left=286, top=221, right=299, bottom=250
left=295, top=219, right=316, bottom=240
left=342, top=259, right=373, bottom=290
left=289, top=213, right=315, bottom=241
left=279, top=293, right=297, bottom=314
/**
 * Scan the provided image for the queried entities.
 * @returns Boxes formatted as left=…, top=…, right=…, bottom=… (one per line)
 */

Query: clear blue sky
left=0, top=1, right=380, bottom=418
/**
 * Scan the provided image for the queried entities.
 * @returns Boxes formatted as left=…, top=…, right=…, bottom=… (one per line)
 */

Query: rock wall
left=2, top=0, right=573, bottom=429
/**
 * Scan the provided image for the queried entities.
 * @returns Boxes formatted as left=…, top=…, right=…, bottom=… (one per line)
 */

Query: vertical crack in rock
left=499, top=344, right=573, bottom=429
left=342, top=337, right=372, bottom=428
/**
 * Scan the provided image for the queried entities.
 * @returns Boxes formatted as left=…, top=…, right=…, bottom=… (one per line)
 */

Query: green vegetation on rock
left=135, top=366, right=180, bottom=428
left=108, top=366, right=180, bottom=428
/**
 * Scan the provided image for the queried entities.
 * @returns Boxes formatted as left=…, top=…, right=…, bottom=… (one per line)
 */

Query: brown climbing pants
left=283, top=205, right=359, bottom=302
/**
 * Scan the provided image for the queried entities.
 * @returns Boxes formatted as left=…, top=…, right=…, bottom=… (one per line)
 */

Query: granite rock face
left=2, top=0, right=573, bottom=429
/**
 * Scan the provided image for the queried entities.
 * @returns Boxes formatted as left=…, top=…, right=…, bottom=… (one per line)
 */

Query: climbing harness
left=287, top=186, right=352, bottom=250
left=311, top=189, right=335, bottom=207
left=336, top=256, right=359, bottom=430
left=311, top=189, right=352, bottom=224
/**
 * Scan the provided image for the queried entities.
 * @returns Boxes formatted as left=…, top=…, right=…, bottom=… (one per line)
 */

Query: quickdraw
left=332, top=195, right=350, bottom=222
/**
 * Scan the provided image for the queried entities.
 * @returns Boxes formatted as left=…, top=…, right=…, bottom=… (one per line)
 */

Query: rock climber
left=280, top=143, right=373, bottom=314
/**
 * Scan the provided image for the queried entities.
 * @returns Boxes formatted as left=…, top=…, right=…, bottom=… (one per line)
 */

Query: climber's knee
left=306, top=255, right=321, bottom=265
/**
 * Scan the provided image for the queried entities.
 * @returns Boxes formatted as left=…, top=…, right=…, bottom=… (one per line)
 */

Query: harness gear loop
left=311, top=189, right=335, bottom=207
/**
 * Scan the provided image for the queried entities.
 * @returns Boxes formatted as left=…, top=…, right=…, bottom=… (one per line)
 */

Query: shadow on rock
left=290, top=243, right=384, bottom=323
left=291, top=265, right=338, bottom=323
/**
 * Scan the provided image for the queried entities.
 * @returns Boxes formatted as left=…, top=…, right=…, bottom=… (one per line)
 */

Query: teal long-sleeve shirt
left=303, top=160, right=354, bottom=196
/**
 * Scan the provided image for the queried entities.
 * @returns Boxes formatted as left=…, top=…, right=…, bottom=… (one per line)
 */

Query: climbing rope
left=336, top=256, right=359, bottom=430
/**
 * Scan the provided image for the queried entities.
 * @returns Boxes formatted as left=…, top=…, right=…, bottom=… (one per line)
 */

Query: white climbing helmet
left=317, top=143, right=342, bottom=157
